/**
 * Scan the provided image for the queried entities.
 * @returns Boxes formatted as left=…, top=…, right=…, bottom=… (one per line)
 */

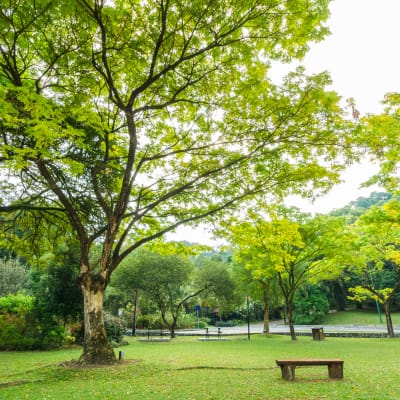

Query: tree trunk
left=170, top=315, right=178, bottom=339
left=383, top=302, right=395, bottom=338
left=262, top=282, right=270, bottom=334
left=78, top=283, right=116, bottom=365
left=286, top=302, right=297, bottom=341
left=160, top=310, right=178, bottom=339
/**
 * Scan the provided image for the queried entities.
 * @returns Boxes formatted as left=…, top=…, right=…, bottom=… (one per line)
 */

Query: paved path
left=176, top=320, right=400, bottom=336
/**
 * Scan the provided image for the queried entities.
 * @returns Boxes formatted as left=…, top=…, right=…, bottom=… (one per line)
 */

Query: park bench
left=276, top=359, right=344, bottom=381
left=204, top=327, right=222, bottom=340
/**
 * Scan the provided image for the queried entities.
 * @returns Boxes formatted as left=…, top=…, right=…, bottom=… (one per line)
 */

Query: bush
left=104, top=313, right=125, bottom=344
left=293, top=285, right=329, bottom=324
left=69, top=321, right=84, bottom=344
left=0, top=293, right=68, bottom=350
left=214, top=320, right=240, bottom=327
left=0, top=293, right=34, bottom=314
left=176, top=313, right=196, bottom=329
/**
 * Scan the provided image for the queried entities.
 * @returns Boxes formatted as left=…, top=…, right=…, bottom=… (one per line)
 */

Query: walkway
left=175, top=321, right=400, bottom=338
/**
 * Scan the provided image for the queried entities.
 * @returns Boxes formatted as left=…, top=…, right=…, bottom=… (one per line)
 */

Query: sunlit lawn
left=1, top=335, right=400, bottom=399
left=321, top=310, right=400, bottom=326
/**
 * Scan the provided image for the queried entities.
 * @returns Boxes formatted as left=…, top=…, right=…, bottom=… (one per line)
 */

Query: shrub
left=0, top=293, right=68, bottom=350
left=293, top=285, right=329, bottom=324
left=69, top=321, right=85, bottom=344
left=176, top=313, right=197, bottom=329
left=215, top=320, right=240, bottom=327
left=0, top=293, right=34, bottom=314
left=104, top=313, right=125, bottom=344
left=136, top=314, right=163, bottom=330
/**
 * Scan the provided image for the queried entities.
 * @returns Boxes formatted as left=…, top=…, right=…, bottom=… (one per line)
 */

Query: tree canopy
left=0, top=0, right=356, bottom=364
left=348, top=199, right=400, bottom=337
left=227, top=209, right=353, bottom=339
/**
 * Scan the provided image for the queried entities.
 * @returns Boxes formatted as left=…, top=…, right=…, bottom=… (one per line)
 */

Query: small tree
left=227, top=222, right=281, bottom=334
left=349, top=199, right=400, bottom=337
left=111, top=250, right=197, bottom=338
left=227, top=210, right=352, bottom=340
left=194, top=256, right=238, bottom=322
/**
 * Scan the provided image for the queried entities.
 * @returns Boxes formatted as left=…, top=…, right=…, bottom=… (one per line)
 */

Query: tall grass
left=1, top=335, right=400, bottom=399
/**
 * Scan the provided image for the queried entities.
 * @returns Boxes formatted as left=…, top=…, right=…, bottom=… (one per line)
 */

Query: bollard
left=118, top=350, right=124, bottom=361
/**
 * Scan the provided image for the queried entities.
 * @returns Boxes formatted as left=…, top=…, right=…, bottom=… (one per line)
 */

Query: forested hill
left=329, top=192, right=392, bottom=219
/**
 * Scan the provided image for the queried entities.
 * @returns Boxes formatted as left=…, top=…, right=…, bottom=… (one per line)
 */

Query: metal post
left=375, top=300, right=383, bottom=323
left=246, top=295, right=250, bottom=341
left=132, top=290, right=138, bottom=336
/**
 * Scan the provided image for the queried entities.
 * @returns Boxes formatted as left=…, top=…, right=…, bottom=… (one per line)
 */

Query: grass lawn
left=1, top=335, right=400, bottom=400
left=321, top=310, right=400, bottom=326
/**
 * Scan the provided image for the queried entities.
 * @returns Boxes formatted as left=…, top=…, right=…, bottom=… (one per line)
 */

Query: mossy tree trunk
left=78, top=274, right=116, bottom=365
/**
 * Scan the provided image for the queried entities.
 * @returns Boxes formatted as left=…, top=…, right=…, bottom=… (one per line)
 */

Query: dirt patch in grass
left=58, top=358, right=142, bottom=369
left=0, top=380, right=31, bottom=388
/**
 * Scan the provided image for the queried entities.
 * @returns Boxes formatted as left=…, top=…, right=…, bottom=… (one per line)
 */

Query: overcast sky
left=285, top=0, right=400, bottom=213
left=169, top=0, right=399, bottom=244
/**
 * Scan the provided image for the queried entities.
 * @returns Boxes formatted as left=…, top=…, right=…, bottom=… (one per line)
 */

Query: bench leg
left=280, top=365, right=296, bottom=381
left=328, top=364, right=343, bottom=379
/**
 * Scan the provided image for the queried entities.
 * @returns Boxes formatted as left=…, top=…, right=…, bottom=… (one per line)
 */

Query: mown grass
left=1, top=335, right=400, bottom=399
left=320, top=310, right=400, bottom=326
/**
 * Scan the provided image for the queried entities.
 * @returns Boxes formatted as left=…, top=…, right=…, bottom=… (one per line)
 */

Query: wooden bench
left=204, top=327, right=222, bottom=340
left=276, top=359, right=344, bottom=381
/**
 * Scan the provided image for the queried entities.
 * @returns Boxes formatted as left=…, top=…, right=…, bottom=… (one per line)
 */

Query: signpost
left=246, top=295, right=251, bottom=341
left=195, top=305, right=201, bottom=328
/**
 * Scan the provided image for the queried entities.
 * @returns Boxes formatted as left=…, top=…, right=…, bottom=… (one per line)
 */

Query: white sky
left=168, top=0, right=400, bottom=245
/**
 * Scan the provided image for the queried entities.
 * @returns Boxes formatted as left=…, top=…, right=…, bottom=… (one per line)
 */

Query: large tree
left=0, top=0, right=354, bottom=364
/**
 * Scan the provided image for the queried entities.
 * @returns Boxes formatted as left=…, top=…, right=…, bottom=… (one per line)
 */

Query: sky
left=168, top=0, right=400, bottom=245
left=285, top=0, right=400, bottom=213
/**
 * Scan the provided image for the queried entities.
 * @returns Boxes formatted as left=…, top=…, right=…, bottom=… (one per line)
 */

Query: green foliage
left=0, top=292, right=34, bottom=314
left=226, top=208, right=353, bottom=337
left=0, top=294, right=35, bottom=350
left=293, top=284, right=329, bottom=324
left=104, top=313, right=125, bottom=344
left=194, top=256, right=238, bottom=308
left=0, top=293, right=69, bottom=350
left=349, top=199, right=400, bottom=303
left=30, top=262, right=83, bottom=325
left=330, top=192, right=392, bottom=220
left=177, top=313, right=210, bottom=329
left=0, top=257, right=31, bottom=296
left=135, top=314, right=163, bottom=330
left=0, top=0, right=357, bottom=362
left=360, top=93, right=400, bottom=192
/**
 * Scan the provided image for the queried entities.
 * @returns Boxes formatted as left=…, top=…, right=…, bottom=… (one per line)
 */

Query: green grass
left=1, top=335, right=400, bottom=399
left=320, top=310, right=400, bottom=326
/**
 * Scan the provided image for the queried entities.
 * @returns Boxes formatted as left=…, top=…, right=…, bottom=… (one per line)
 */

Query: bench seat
left=276, top=358, right=344, bottom=380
